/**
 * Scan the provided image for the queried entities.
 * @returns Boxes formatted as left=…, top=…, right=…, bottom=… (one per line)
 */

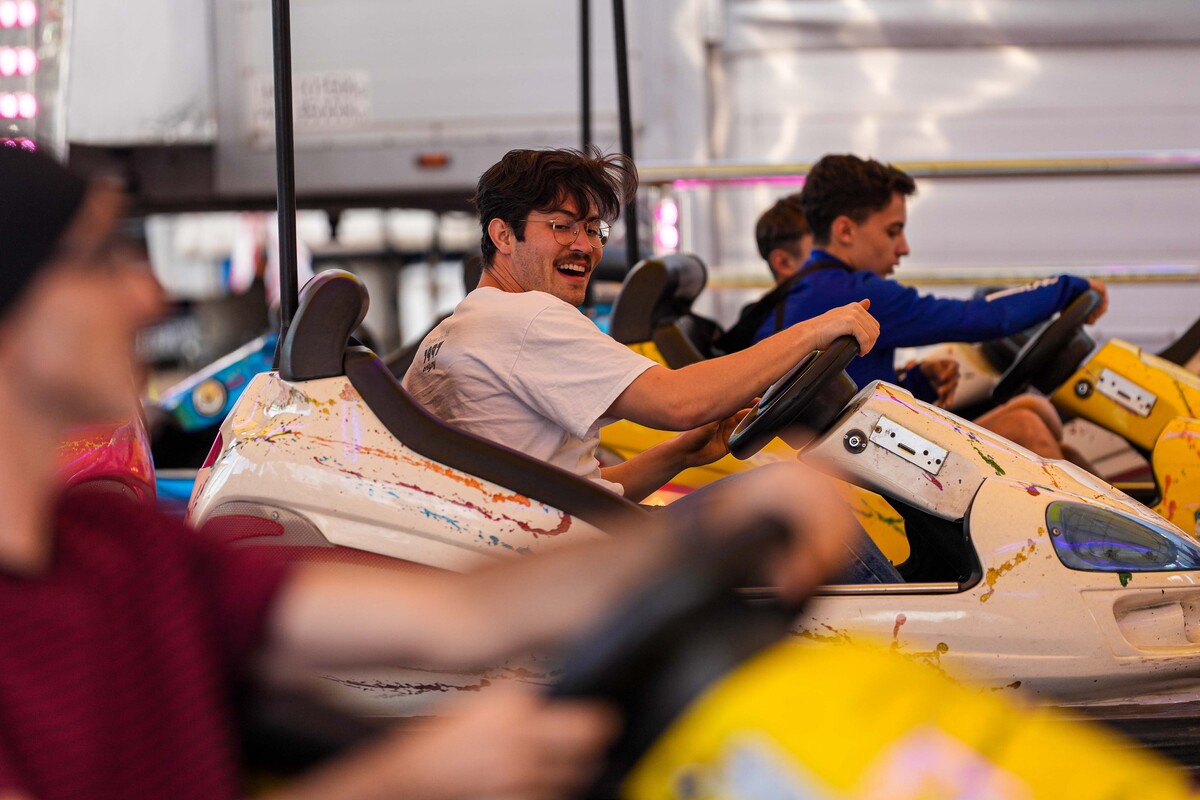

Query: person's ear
left=768, top=248, right=797, bottom=282
left=488, top=218, right=514, bottom=256
left=831, top=215, right=855, bottom=247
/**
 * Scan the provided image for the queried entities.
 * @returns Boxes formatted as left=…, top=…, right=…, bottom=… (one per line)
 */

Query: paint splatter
left=890, top=613, right=907, bottom=651
left=856, top=502, right=905, bottom=533
left=1119, top=571, right=1132, bottom=587
left=1025, top=485, right=1040, bottom=496
left=979, top=539, right=1036, bottom=602
left=970, top=443, right=1006, bottom=476
left=925, top=474, right=943, bottom=491
left=794, top=622, right=854, bottom=645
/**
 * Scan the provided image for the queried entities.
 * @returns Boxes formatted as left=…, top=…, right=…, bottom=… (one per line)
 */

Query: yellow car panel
left=601, top=417, right=910, bottom=566
left=1052, top=341, right=1200, bottom=452
left=1151, top=416, right=1200, bottom=537
left=624, top=641, right=1191, bottom=800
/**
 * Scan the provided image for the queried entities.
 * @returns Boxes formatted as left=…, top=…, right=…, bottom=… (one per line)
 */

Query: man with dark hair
left=0, top=147, right=865, bottom=799
left=404, top=147, right=881, bottom=503
left=755, top=194, right=813, bottom=286
left=751, top=153, right=1109, bottom=460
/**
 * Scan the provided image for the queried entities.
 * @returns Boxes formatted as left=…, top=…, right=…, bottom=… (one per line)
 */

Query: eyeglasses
left=522, top=218, right=611, bottom=248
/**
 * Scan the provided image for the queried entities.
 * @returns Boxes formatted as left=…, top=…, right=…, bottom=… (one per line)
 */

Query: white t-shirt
left=402, top=287, right=657, bottom=494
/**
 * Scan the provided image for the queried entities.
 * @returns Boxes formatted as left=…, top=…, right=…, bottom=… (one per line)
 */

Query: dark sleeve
left=184, top=519, right=295, bottom=675
left=898, top=364, right=938, bottom=403
left=864, top=274, right=1091, bottom=349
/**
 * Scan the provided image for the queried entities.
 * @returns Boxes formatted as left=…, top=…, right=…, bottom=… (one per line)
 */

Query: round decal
left=192, top=379, right=228, bottom=418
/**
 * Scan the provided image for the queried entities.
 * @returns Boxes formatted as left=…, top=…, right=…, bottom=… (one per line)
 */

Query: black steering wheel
left=551, top=518, right=794, bottom=798
left=993, top=290, right=1103, bottom=403
left=728, top=336, right=860, bottom=459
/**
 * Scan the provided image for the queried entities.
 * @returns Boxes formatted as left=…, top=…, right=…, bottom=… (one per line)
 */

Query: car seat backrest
left=343, top=347, right=645, bottom=528
left=609, top=254, right=720, bottom=368
left=1158, top=316, right=1200, bottom=367
left=279, top=269, right=370, bottom=382
left=610, top=254, right=708, bottom=343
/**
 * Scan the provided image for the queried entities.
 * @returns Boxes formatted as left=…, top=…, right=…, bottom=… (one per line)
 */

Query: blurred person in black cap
left=0, top=147, right=862, bottom=799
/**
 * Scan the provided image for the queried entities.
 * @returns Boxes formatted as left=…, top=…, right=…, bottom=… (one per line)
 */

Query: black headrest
left=279, top=270, right=370, bottom=381
left=609, top=254, right=708, bottom=344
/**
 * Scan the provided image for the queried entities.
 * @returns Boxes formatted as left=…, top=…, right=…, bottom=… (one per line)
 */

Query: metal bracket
left=869, top=416, right=947, bottom=475
left=1097, top=368, right=1156, bottom=417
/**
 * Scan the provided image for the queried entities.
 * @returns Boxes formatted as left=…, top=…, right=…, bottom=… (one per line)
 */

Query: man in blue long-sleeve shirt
left=752, top=154, right=1108, bottom=461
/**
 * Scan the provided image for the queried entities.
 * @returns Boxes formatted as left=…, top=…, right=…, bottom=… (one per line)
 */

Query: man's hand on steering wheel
left=669, top=407, right=753, bottom=471
left=807, top=299, right=879, bottom=356
left=1086, top=279, right=1109, bottom=325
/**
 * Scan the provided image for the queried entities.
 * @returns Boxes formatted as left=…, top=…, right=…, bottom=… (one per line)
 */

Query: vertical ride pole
left=580, top=0, right=591, bottom=151
left=612, top=0, right=640, bottom=267
left=272, top=0, right=300, bottom=345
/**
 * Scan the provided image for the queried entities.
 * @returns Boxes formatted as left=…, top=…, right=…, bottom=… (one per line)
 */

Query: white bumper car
left=189, top=270, right=1200, bottom=716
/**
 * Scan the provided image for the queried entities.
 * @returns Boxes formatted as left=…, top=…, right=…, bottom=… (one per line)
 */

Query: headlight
left=1047, top=501, right=1200, bottom=572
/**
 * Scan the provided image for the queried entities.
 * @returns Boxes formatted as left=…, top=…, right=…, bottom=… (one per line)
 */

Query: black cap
left=0, top=147, right=89, bottom=320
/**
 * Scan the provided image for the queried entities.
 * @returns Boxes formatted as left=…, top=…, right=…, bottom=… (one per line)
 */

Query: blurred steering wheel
left=728, top=336, right=860, bottom=459
left=551, top=518, right=794, bottom=798
left=993, top=290, right=1103, bottom=403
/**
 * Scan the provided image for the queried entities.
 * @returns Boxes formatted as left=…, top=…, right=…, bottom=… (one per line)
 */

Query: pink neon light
left=0, top=94, right=17, bottom=119
left=0, top=48, right=15, bottom=76
left=0, top=3, right=16, bottom=28
left=16, top=0, right=35, bottom=27
left=17, top=92, right=36, bottom=119
left=654, top=198, right=679, bottom=226
left=656, top=226, right=680, bottom=251
left=17, top=47, right=36, bottom=75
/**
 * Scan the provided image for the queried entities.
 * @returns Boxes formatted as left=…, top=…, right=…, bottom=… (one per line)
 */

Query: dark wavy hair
left=473, top=147, right=638, bottom=266
left=800, top=154, right=916, bottom=245
left=754, top=194, right=809, bottom=262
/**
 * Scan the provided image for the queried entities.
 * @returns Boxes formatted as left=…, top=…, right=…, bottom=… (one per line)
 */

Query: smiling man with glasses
left=403, top=147, right=880, bottom=503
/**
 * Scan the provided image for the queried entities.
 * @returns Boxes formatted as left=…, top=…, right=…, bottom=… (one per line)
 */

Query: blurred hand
left=920, top=358, right=960, bottom=409
left=692, top=461, right=864, bottom=605
left=806, top=299, right=880, bottom=356
left=382, top=683, right=617, bottom=800
left=1086, top=279, right=1109, bottom=324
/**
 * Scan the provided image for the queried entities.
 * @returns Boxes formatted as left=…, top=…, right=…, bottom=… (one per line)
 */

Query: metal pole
left=272, top=0, right=300, bottom=342
left=612, top=0, right=640, bottom=267
left=580, top=0, right=591, bottom=151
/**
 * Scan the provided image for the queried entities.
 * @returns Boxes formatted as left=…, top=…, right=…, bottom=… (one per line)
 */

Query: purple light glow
left=17, top=47, right=35, bottom=76
left=17, top=92, right=36, bottom=119
left=16, top=0, right=35, bottom=28
left=671, top=175, right=808, bottom=191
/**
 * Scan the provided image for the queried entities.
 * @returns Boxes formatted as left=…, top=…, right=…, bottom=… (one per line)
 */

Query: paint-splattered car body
left=794, top=379, right=1200, bottom=706
left=187, top=369, right=604, bottom=715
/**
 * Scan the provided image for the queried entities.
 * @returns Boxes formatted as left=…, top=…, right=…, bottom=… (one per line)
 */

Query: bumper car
left=189, top=268, right=1200, bottom=719
left=149, top=331, right=278, bottom=508
left=56, top=414, right=156, bottom=504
